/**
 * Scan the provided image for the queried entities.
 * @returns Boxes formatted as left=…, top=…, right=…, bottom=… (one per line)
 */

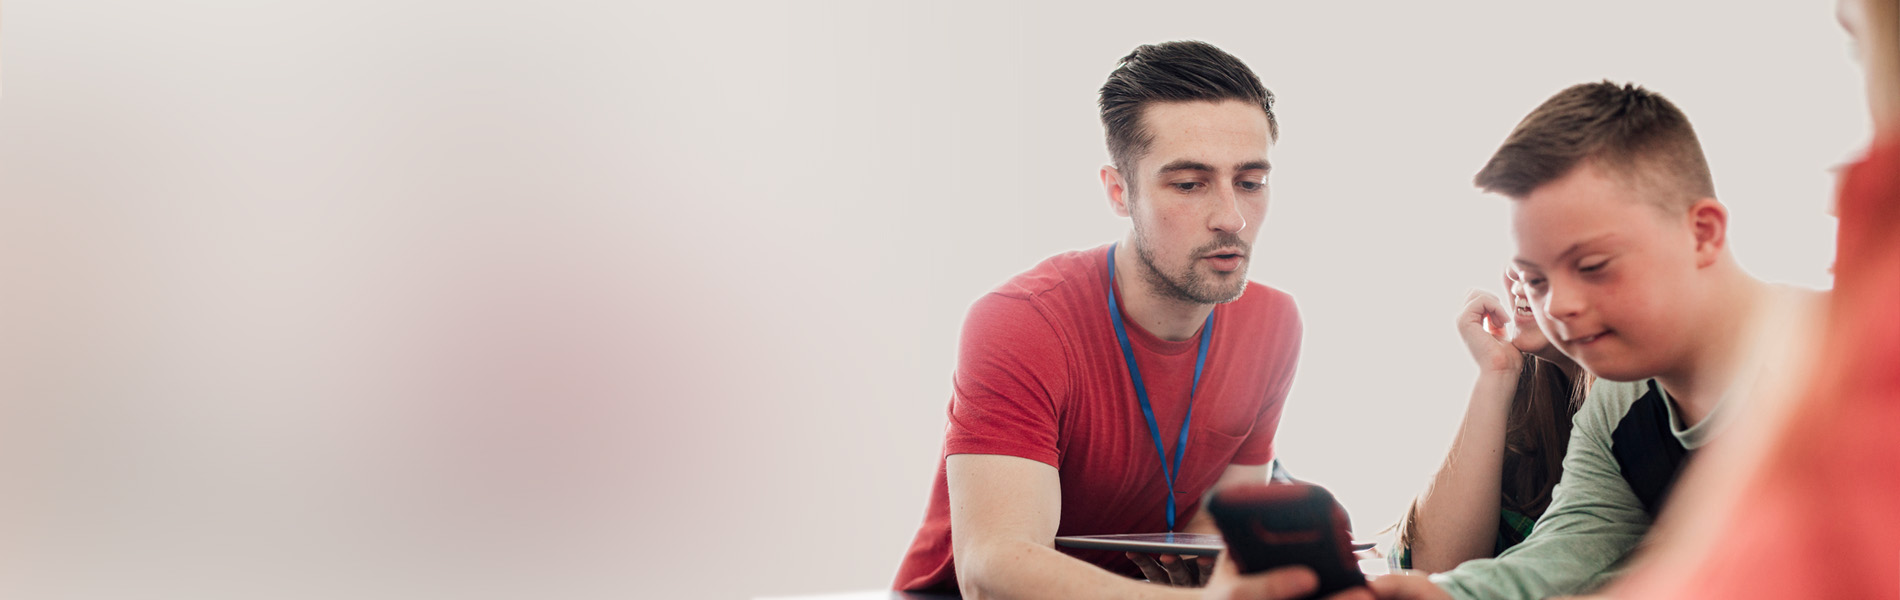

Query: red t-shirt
left=1610, top=136, right=1900, bottom=599
left=893, top=244, right=1303, bottom=591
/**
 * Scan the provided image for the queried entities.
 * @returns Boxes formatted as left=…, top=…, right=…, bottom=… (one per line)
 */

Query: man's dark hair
left=1474, top=81, right=1715, bottom=211
left=1099, top=41, right=1278, bottom=182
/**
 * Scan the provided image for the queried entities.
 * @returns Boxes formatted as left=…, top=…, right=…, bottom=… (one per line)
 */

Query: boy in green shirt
left=1366, top=81, right=1810, bottom=600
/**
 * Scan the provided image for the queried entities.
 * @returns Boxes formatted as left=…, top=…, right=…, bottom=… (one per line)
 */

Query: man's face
left=1114, top=99, right=1272, bottom=304
left=1510, top=162, right=1702, bottom=382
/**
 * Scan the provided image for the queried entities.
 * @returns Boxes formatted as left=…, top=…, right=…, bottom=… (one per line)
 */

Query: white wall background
left=0, top=1, right=1871, bottom=599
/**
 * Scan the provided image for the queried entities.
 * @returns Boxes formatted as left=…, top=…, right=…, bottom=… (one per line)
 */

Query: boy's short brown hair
left=1475, top=81, right=1714, bottom=212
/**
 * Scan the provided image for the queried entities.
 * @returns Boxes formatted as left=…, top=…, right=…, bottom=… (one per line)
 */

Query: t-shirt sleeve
left=1230, top=295, right=1303, bottom=466
left=1429, top=380, right=1654, bottom=600
left=942, top=293, right=1072, bottom=467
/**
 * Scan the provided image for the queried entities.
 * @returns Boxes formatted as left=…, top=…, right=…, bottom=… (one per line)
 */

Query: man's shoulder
left=985, top=245, right=1109, bottom=301
left=962, top=245, right=1110, bottom=336
left=1215, top=281, right=1301, bottom=344
left=967, top=245, right=1108, bottom=321
left=1230, top=281, right=1298, bottom=320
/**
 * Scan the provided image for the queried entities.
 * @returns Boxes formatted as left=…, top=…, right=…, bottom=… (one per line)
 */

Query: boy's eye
left=1579, top=260, right=1608, bottom=273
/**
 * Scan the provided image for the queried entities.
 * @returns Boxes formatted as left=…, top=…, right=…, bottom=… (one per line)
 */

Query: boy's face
left=1510, top=162, right=1703, bottom=382
left=1107, top=99, right=1272, bottom=304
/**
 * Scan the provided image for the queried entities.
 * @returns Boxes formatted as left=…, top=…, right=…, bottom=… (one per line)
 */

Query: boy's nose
left=1542, top=282, right=1586, bottom=321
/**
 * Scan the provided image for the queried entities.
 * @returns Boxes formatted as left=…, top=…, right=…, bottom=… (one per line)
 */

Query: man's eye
left=1172, top=182, right=1202, bottom=192
left=1237, top=181, right=1264, bottom=192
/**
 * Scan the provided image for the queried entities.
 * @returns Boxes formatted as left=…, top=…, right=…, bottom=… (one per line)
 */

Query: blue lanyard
left=1105, top=243, right=1213, bottom=531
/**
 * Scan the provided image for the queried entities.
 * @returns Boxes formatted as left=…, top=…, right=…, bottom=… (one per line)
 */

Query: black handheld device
left=1205, top=482, right=1366, bottom=598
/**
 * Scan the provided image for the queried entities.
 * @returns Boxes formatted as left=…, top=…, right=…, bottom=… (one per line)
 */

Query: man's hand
left=1127, top=552, right=1215, bottom=587
left=1200, top=552, right=1374, bottom=600
left=1364, top=574, right=1452, bottom=600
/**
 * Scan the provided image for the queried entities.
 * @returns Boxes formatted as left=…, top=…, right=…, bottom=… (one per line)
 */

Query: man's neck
left=1113, top=237, right=1216, bottom=342
left=1654, top=269, right=1772, bottom=428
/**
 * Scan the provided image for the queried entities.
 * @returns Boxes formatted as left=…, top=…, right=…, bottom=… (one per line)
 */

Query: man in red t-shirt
left=893, top=41, right=1353, bottom=600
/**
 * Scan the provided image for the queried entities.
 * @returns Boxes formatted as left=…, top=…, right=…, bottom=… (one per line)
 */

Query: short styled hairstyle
left=1474, top=81, right=1715, bottom=212
left=1099, top=41, right=1278, bottom=180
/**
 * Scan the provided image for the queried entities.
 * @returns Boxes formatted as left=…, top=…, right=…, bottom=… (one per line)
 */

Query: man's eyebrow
left=1513, top=233, right=1618, bottom=269
left=1154, top=160, right=1272, bottom=175
left=1157, top=160, right=1214, bottom=174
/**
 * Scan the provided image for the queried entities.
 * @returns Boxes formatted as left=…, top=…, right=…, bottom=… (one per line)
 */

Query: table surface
left=755, top=591, right=960, bottom=600
left=758, top=557, right=1391, bottom=599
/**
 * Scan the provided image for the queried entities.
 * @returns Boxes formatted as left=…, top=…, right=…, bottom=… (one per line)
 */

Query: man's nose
left=1209, top=185, right=1247, bottom=233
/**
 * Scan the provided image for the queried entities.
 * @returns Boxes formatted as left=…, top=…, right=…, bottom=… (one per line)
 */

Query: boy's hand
left=1364, top=574, right=1452, bottom=600
left=1456, top=289, right=1524, bottom=375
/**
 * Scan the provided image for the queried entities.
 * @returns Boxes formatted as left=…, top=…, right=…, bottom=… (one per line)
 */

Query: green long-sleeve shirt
left=1429, top=378, right=1727, bottom=599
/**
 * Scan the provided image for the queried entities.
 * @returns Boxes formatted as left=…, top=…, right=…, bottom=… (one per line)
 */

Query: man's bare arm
left=949, top=455, right=1352, bottom=600
left=947, top=453, right=1195, bottom=600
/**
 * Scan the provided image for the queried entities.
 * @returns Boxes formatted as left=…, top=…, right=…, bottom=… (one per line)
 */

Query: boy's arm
left=1426, top=381, right=1653, bottom=600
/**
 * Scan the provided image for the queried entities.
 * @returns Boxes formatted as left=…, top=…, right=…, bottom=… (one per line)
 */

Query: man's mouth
left=1200, top=250, right=1246, bottom=272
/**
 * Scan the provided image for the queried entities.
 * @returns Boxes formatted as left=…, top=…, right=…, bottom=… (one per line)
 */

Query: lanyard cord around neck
left=1105, top=243, right=1214, bottom=531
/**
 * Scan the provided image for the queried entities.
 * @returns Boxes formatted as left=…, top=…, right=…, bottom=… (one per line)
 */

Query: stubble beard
left=1130, top=218, right=1251, bottom=305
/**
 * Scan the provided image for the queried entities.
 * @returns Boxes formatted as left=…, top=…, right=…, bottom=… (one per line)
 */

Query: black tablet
left=1052, top=532, right=1224, bottom=556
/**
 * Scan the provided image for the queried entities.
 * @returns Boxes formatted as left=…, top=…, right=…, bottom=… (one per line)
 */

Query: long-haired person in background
left=1390, top=272, right=1592, bottom=573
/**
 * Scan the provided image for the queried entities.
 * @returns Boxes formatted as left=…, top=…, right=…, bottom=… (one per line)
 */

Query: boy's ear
left=1102, top=165, right=1133, bottom=217
left=1686, top=197, right=1728, bottom=268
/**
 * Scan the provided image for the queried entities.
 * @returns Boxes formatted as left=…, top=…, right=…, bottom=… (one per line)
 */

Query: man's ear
left=1102, top=165, right=1132, bottom=217
left=1686, top=197, right=1728, bottom=268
